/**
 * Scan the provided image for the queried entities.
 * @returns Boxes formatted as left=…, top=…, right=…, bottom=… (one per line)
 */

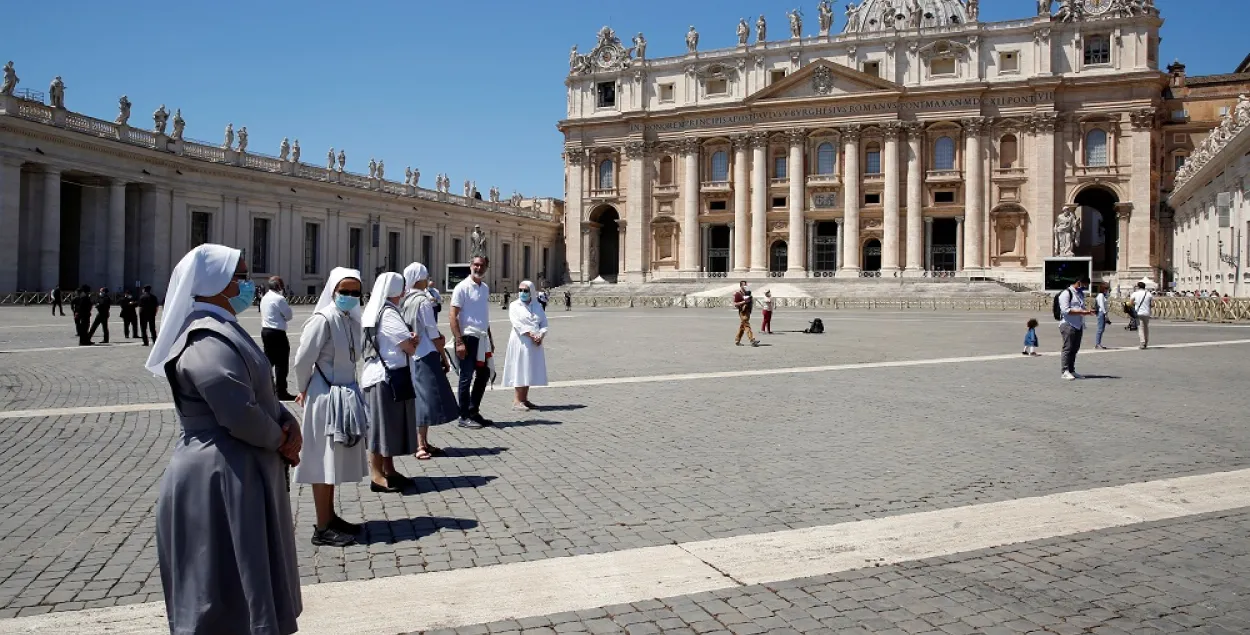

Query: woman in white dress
left=293, top=267, right=368, bottom=548
left=503, top=280, right=549, bottom=410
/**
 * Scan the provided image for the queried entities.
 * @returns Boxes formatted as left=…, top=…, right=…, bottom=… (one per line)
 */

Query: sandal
left=415, top=450, right=433, bottom=461
left=425, top=445, right=445, bottom=456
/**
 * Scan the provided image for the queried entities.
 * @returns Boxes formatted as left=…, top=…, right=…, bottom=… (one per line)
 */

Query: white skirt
left=502, top=330, right=548, bottom=388
left=292, top=375, right=368, bottom=485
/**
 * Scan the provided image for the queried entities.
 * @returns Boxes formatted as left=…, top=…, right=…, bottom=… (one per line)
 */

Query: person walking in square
left=450, top=256, right=495, bottom=428
left=761, top=290, right=775, bottom=334
left=88, top=287, right=112, bottom=344
left=293, top=267, right=368, bottom=548
left=504, top=280, right=549, bottom=411
left=261, top=276, right=297, bottom=400
left=564, top=289, right=572, bottom=311
left=139, top=285, right=160, bottom=346
left=1022, top=318, right=1040, bottom=356
left=360, top=272, right=420, bottom=493
left=145, top=244, right=303, bottom=635
left=50, top=286, right=64, bottom=316
left=401, top=262, right=458, bottom=460
left=1129, top=281, right=1154, bottom=349
left=1094, top=284, right=1110, bottom=349
left=733, top=280, right=759, bottom=347
left=119, top=289, right=139, bottom=339
left=1058, top=276, right=1095, bottom=380
left=72, top=285, right=94, bottom=346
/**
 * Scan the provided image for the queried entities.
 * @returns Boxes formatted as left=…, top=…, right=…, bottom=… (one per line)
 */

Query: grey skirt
left=364, top=380, right=418, bottom=457
left=413, top=351, right=459, bottom=426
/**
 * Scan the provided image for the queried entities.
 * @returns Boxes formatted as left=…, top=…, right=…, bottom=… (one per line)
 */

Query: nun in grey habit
left=361, top=272, right=420, bottom=493
left=145, top=244, right=302, bottom=635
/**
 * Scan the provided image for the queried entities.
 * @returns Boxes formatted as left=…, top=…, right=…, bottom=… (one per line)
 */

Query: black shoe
left=311, top=526, right=356, bottom=547
left=330, top=515, right=362, bottom=535
left=277, top=393, right=298, bottom=402
left=386, top=472, right=415, bottom=490
left=458, top=417, right=483, bottom=429
left=469, top=413, right=494, bottom=427
left=370, top=480, right=400, bottom=494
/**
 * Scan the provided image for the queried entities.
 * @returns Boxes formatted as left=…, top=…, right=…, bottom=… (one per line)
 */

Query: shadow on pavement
left=358, top=516, right=479, bottom=545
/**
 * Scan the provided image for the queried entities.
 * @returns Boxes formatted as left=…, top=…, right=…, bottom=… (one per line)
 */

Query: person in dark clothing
left=88, top=287, right=113, bottom=343
left=50, top=286, right=65, bottom=316
left=563, top=290, right=572, bottom=311
left=118, top=290, right=139, bottom=339
left=138, top=285, right=160, bottom=346
left=72, top=285, right=94, bottom=346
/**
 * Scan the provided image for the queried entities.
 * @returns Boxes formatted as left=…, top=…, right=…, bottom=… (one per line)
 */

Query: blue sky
left=6, top=1, right=1242, bottom=199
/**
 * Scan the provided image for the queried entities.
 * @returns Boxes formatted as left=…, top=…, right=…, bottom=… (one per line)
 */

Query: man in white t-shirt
left=1129, top=281, right=1154, bottom=349
left=450, top=256, right=495, bottom=428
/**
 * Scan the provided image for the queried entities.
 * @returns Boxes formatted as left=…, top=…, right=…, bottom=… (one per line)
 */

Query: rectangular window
left=348, top=227, right=363, bottom=271
left=864, top=193, right=881, bottom=205
left=659, top=83, right=675, bottom=102
left=251, top=217, right=271, bottom=273
left=422, top=234, right=434, bottom=266
left=387, top=231, right=400, bottom=271
left=1083, top=34, right=1110, bottom=65
left=502, top=243, right=512, bottom=279
left=771, top=196, right=787, bottom=209
left=1172, top=133, right=1187, bottom=144
left=190, top=211, right=211, bottom=248
left=709, top=200, right=727, bottom=211
left=706, top=78, right=728, bottom=95
left=303, top=223, right=320, bottom=275
left=862, top=61, right=881, bottom=77
left=1173, top=155, right=1186, bottom=171
left=999, top=51, right=1019, bottom=74
left=770, top=69, right=787, bottom=84
left=934, top=191, right=956, bottom=204
left=596, top=81, right=616, bottom=108
left=453, top=238, right=463, bottom=263
left=866, top=149, right=882, bottom=175
left=523, top=245, right=532, bottom=280
left=773, top=155, right=787, bottom=179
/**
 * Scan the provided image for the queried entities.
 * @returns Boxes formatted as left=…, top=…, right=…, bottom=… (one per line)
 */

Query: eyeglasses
left=337, top=290, right=362, bottom=297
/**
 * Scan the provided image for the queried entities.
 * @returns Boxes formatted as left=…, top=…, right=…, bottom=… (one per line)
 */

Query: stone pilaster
left=882, top=121, right=902, bottom=274
left=840, top=124, right=862, bottom=275
left=565, top=148, right=585, bottom=282
left=624, top=141, right=648, bottom=282
left=0, top=156, right=21, bottom=293
left=786, top=129, right=807, bottom=277
left=732, top=135, right=750, bottom=273
left=108, top=179, right=127, bottom=291
left=40, top=167, right=63, bottom=290
left=749, top=133, right=769, bottom=273
left=904, top=122, right=924, bottom=273
left=1128, top=109, right=1155, bottom=272
left=1029, top=112, right=1060, bottom=265
left=962, top=117, right=986, bottom=273
left=681, top=138, right=701, bottom=272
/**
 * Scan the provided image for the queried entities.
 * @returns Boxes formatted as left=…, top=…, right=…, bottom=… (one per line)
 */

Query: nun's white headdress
left=144, top=244, right=240, bottom=376
left=361, top=272, right=405, bottom=328
left=314, top=267, right=363, bottom=318
left=403, top=262, right=429, bottom=290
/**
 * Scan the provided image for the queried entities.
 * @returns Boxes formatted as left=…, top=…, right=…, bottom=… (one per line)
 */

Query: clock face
left=1084, top=0, right=1113, bottom=15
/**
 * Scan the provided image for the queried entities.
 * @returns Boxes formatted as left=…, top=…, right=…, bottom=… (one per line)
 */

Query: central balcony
left=588, top=187, right=618, bottom=200
left=652, top=184, right=679, bottom=197
left=926, top=169, right=962, bottom=183
left=806, top=173, right=841, bottom=187
left=700, top=180, right=731, bottom=193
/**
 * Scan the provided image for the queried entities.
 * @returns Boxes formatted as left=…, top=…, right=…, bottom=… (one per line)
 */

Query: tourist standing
left=401, top=263, right=459, bottom=459
left=119, top=290, right=139, bottom=339
left=1022, top=318, right=1039, bottom=356
left=504, top=280, right=549, bottom=411
left=1058, top=276, right=1095, bottom=380
left=733, top=280, right=759, bottom=347
left=450, top=256, right=495, bottom=428
left=87, top=287, right=112, bottom=344
left=360, top=272, right=420, bottom=493
left=564, top=289, right=572, bottom=311
left=138, top=285, right=160, bottom=346
left=50, top=286, right=64, bottom=316
left=145, top=244, right=302, bottom=635
left=429, top=286, right=443, bottom=323
left=761, top=290, right=775, bottom=334
left=1094, top=284, right=1110, bottom=349
left=72, top=285, right=93, bottom=346
left=537, top=286, right=549, bottom=311
left=293, top=267, right=368, bottom=548
left=1130, top=282, right=1154, bottom=349
left=261, top=276, right=297, bottom=400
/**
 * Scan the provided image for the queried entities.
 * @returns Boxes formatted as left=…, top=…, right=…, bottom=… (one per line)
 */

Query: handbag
left=386, top=360, right=416, bottom=402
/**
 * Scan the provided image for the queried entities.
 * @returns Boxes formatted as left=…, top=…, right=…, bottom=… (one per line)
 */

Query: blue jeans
left=1095, top=313, right=1107, bottom=347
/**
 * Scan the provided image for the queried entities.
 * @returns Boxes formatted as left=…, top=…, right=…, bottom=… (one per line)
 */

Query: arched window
left=865, top=142, right=882, bottom=175
left=999, top=134, right=1018, bottom=169
left=934, top=136, right=956, bottom=170
left=773, top=153, right=787, bottom=179
left=598, top=159, right=615, bottom=189
left=659, top=156, right=674, bottom=184
left=816, top=142, right=836, bottom=175
left=710, top=150, right=729, bottom=182
left=1085, top=129, right=1108, bottom=167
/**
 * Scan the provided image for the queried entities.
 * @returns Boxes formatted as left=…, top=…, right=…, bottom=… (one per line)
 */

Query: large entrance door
left=813, top=222, right=838, bottom=275
left=707, top=225, right=731, bottom=274
left=769, top=240, right=788, bottom=274
left=1074, top=187, right=1119, bottom=272
left=862, top=239, right=882, bottom=272
left=594, top=206, right=620, bottom=282
left=930, top=218, right=958, bottom=271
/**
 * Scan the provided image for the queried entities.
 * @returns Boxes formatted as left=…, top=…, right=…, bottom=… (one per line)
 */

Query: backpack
left=804, top=318, right=824, bottom=334
left=1051, top=288, right=1072, bottom=321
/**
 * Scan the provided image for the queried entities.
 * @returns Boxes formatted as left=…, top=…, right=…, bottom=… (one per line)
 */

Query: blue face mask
left=334, top=294, right=360, bottom=312
left=519, top=291, right=531, bottom=303
left=227, top=280, right=255, bottom=314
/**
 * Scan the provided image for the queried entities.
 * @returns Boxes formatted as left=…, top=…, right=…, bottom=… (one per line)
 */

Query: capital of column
left=842, top=124, right=862, bottom=143
left=961, top=117, right=988, bottom=136
left=679, top=137, right=701, bottom=156
left=955, top=216, right=965, bottom=225
left=881, top=121, right=903, bottom=140
left=565, top=148, right=586, bottom=166
left=1028, top=111, right=1060, bottom=135
left=624, top=141, right=647, bottom=160
left=924, top=216, right=935, bottom=225
left=1129, top=108, right=1156, bottom=131
left=748, top=131, right=770, bottom=149
left=902, top=121, right=925, bottom=139
left=786, top=128, right=807, bottom=146
left=41, top=165, right=64, bottom=178
left=731, top=134, right=752, bottom=151
left=1114, top=202, right=1133, bottom=220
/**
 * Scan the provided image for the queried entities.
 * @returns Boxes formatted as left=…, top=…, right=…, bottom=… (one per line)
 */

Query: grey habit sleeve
left=292, top=315, right=329, bottom=394
left=179, top=331, right=285, bottom=451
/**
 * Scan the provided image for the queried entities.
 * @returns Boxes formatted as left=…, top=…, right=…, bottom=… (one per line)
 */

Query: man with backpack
left=1128, top=282, right=1153, bottom=349
left=1054, top=276, right=1095, bottom=380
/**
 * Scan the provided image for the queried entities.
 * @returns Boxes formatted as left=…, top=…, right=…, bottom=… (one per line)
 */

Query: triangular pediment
left=746, top=59, right=902, bottom=104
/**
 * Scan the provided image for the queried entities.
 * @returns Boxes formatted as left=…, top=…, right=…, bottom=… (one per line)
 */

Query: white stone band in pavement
left=2, top=467, right=1249, bottom=635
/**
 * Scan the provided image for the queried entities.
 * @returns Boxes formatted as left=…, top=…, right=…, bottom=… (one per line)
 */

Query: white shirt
left=764, top=297, right=776, bottom=311
left=1130, top=289, right=1153, bottom=317
left=361, top=305, right=411, bottom=389
left=1095, top=293, right=1108, bottom=315
left=1058, top=286, right=1087, bottom=330
left=451, top=277, right=490, bottom=336
left=412, top=293, right=440, bottom=359
left=260, top=290, right=293, bottom=331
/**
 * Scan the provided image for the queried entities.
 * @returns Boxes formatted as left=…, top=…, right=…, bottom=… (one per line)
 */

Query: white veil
left=144, top=244, right=240, bottom=376
left=361, top=272, right=405, bottom=328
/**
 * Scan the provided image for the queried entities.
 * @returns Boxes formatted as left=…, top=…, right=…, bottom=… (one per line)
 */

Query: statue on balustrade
left=412, top=167, right=420, bottom=187
left=376, top=160, right=385, bottom=181
left=171, top=109, right=185, bottom=141
left=292, top=139, right=301, bottom=163
left=327, top=148, right=336, bottom=171
left=48, top=76, right=65, bottom=109
left=153, top=105, right=169, bottom=134
left=236, top=126, right=248, bottom=152
left=685, top=26, right=699, bottom=53
left=0, top=61, right=17, bottom=96
left=906, top=0, right=923, bottom=27
left=818, top=1, right=834, bottom=35
left=511, top=192, right=524, bottom=207
left=1236, top=94, right=1250, bottom=128
left=470, top=225, right=488, bottom=260
left=223, top=123, right=234, bottom=150
left=844, top=3, right=861, bottom=33
left=405, top=166, right=413, bottom=186
left=279, top=138, right=291, bottom=161
left=737, top=19, right=749, bottom=46
left=1054, top=206, right=1081, bottom=257
left=337, top=150, right=346, bottom=172
left=966, top=0, right=979, bottom=21
left=632, top=33, right=647, bottom=59
left=464, top=179, right=472, bottom=197
left=115, top=95, right=132, bottom=126
left=1038, top=0, right=1054, bottom=16
left=881, top=0, right=898, bottom=29
left=368, top=158, right=378, bottom=179
left=756, top=14, right=767, bottom=42
left=787, top=9, right=802, bottom=38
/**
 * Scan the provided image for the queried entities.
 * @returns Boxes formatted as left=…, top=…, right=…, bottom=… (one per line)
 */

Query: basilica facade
left=559, top=0, right=1168, bottom=285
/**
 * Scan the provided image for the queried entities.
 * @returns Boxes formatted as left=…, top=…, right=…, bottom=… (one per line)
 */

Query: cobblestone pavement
left=1, top=305, right=1249, bottom=630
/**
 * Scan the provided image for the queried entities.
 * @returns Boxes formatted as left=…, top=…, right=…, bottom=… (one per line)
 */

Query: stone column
left=1116, top=204, right=1132, bottom=275
left=617, top=222, right=628, bottom=277
left=733, top=136, right=750, bottom=273
left=0, top=157, right=21, bottom=293
left=565, top=149, right=585, bottom=282
left=624, top=141, right=648, bottom=282
left=835, top=218, right=844, bottom=272
left=905, top=122, right=924, bottom=273
left=955, top=216, right=965, bottom=272
left=962, top=118, right=985, bottom=273
left=152, top=187, right=173, bottom=291
left=882, top=121, right=902, bottom=274
left=1128, top=110, right=1154, bottom=272
left=579, top=225, right=592, bottom=279
left=681, top=138, right=700, bottom=272
left=1030, top=112, right=1059, bottom=266
left=840, top=125, right=862, bottom=274
left=786, top=129, right=807, bottom=277
left=107, top=179, right=126, bottom=291
left=924, top=217, right=934, bottom=271
left=749, top=133, right=768, bottom=273
left=40, top=167, right=63, bottom=290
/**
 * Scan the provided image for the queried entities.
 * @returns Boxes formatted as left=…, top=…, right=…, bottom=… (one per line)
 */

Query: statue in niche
left=223, top=123, right=234, bottom=150
left=279, top=137, right=291, bottom=161
left=818, top=1, right=834, bottom=35
left=685, top=26, right=699, bottom=53
left=1, top=61, right=17, bottom=95
left=788, top=9, right=802, bottom=38
left=153, top=105, right=170, bottom=134
left=292, top=139, right=301, bottom=163
left=327, top=148, right=336, bottom=171
left=115, top=95, right=132, bottom=126
left=756, top=14, right=767, bottom=42
left=1054, top=205, right=1081, bottom=257
left=376, top=160, right=385, bottom=181
left=48, top=76, right=65, bottom=109
left=633, top=32, right=647, bottom=59
left=368, top=158, right=378, bottom=179
left=171, top=109, right=185, bottom=141
left=844, top=2, right=861, bottom=33
left=737, top=18, right=749, bottom=45
left=236, top=126, right=248, bottom=152
left=469, top=225, right=488, bottom=260
left=337, top=150, right=346, bottom=172
left=967, top=0, right=979, bottom=21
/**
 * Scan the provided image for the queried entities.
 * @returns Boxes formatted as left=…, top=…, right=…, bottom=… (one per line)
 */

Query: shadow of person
left=357, top=516, right=479, bottom=545
left=492, top=418, right=561, bottom=429
left=527, top=404, right=586, bottom=412
left=439, top=446, right=509, bottom=458
left=407, top=474, right=497, bottom=494
left=1075, top=374, right=1121, bottom=380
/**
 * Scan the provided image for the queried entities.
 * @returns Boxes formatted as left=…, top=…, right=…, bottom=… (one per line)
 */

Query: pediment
left=746, top=60, right=901, bottom=104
